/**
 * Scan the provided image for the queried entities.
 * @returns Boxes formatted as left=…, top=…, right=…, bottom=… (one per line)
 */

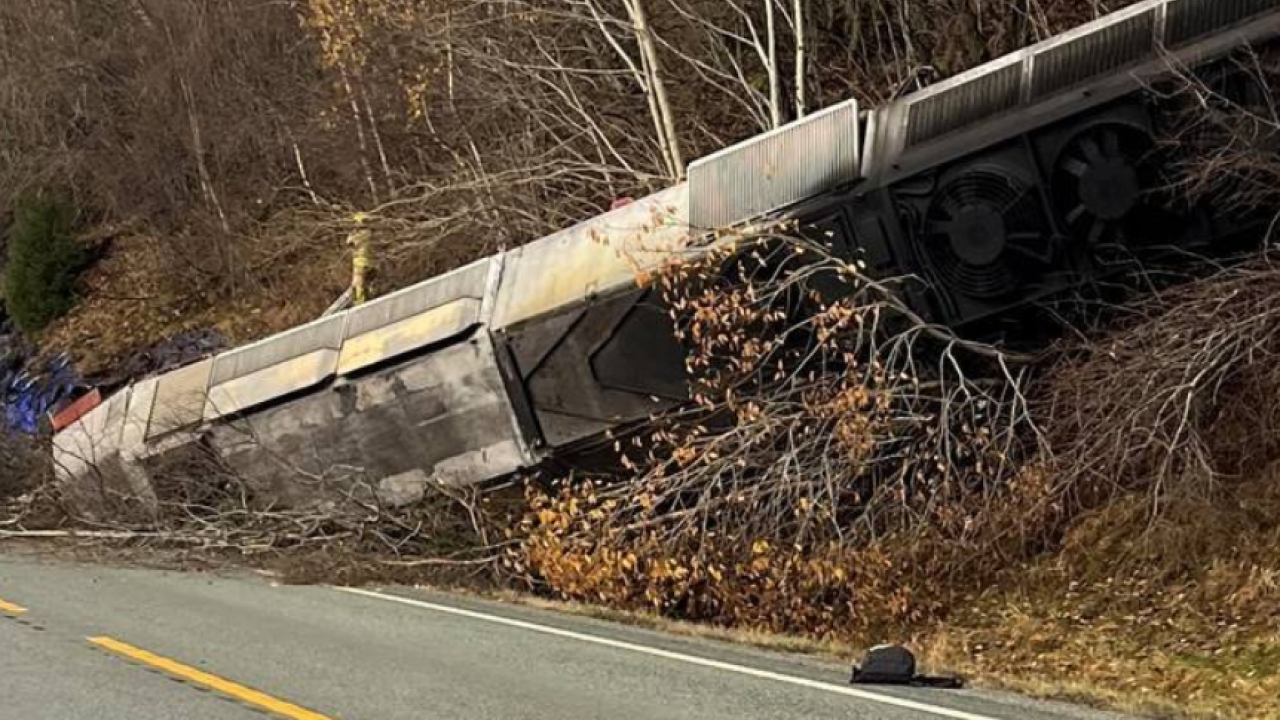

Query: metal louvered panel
left=1166, top=0, right=1280, bottom=45
left=905, top=62, right=1023, bottom=149
left=688, top=99, right=860, bottom=230
left=1031, top=9, right=1156, bottom=99
left=210, top=314, right=347, bottom=386
left=344, top=258, right=490, bottom=339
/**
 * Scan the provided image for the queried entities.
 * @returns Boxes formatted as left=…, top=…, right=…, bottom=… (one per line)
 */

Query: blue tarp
left=1, top=314, right=224, bottom=435
left=1, top=306, right=80, bottom=433
left=0, top=344, right=79, bottom=435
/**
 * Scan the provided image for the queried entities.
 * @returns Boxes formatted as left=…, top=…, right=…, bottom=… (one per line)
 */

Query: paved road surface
left=0, top=554, right=1131, bottom=720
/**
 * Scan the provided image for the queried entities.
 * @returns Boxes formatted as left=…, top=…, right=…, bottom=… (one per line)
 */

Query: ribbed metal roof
left=688, top=99, right=862, bottom=230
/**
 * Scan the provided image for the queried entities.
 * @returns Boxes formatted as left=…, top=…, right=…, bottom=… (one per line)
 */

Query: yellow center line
left=88, top=636, right=339, bottom=720
left=0, top=596, right=27, bottom=616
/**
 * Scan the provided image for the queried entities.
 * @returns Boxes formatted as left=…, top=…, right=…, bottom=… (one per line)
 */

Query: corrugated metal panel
left=688, top=100, right=861, bottom=230
left=491, top=185, right=691, bottom=331
left=886, top=0, right=1280, bottom=159
left=1031, top=8, right=1156, bottom=99
left=905, top=61, right=1024, bottom=148
left=210, top=314, right=346, bottom=386
left=345, top=258, right=491, bottom=339
left=1166, top=0, right=1280, bottom=45
left=147, top=359, right=213, bottom=439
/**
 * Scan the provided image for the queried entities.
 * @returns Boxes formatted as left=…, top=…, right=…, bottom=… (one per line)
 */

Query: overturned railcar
left=53, top=0, right=1280, bottom=504
left=850, top=0, right=1280, bottom=332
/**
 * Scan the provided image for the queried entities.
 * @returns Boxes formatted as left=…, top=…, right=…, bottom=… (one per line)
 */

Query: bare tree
left=625, top=0, right=686, bottom=175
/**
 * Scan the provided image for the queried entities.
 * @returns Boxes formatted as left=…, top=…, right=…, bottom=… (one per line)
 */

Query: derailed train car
left=53, top=0, right=1280, bottom=505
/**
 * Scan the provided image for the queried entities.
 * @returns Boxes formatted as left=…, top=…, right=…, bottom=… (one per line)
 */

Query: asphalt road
left=0, top=554, right=1132, bottom=720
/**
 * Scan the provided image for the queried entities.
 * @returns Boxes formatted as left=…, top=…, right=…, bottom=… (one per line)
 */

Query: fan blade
left=1080, top=137, right=1105, bottom=165
left=1006, top=232, right=1054, bottom=264
left=1062, top=156, right=1090, bottom=179
left=1102, top=129, right=1122, bottom=158
left=1003, top=185, right=1037, bottom=213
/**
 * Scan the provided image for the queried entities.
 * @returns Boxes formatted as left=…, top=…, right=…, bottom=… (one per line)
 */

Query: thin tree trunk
left=794, top=0, right=807, bottom=119
left=339, top=64, right=381, bottom=205
left=179, top=76, right=229, bottom=236
left=637, top=35, right=678, bottom=177
left=358, top=76, right=394, bottom=196
left=446, top=8, right=457, bottom=107
left=766, top=0, right=782, bottom=128
left=586, top=0, right=675, bottom=178
left=626, top=0, right=685, bottom=178
left=292, top=141, right=321, bottom=207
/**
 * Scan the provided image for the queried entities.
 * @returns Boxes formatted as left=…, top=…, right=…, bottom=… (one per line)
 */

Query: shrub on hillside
left=2, top=195, right=85, bottom=333
left=0, top=431, right=45, bottom=498
left=514, top=233, right=1035, bottom=637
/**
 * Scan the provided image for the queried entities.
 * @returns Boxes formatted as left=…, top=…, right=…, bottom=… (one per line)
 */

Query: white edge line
left=336, top=586, right=999, bottom=720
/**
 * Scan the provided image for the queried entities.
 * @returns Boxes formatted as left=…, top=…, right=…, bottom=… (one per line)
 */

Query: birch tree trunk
left=339, top=64, right=381, bottom=204
left=794, top=0, right=807, bottom=119
left=766, top=0, right=782, bottom=128
left=625, top=0, right=685, bottom=178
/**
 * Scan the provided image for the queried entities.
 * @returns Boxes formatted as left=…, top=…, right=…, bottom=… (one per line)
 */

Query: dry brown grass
left=509, top=461, right=1280, bottom=719
left=38, top=230, right=348, bottom=376
left=505, top=246, right=1280, bottom=719
left=913, top=461, right=1280, bottom=720
left=484, top=589, right=862, bottom=660
left=8, top=454, right=1277, bottom=719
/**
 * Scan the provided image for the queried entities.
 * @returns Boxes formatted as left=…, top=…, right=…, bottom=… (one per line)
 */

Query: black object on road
left=851, top=645, right=963, bottom=689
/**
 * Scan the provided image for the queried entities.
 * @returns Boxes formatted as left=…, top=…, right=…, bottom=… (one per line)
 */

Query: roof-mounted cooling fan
left=1051, top=123, right=1174, bottom=262
left=921, top=168, right=1054, bottom=299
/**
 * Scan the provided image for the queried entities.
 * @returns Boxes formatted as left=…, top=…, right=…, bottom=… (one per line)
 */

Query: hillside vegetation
left=9, top=3, right=1280, bottom=719
left=0, top=0, right=1129, bottom=371
left=3, top=194, right=85, bottom=333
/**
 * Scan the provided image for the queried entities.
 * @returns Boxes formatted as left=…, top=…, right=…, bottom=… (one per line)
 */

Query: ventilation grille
left=210, top=315, right=346, bottom=386
left=905, top=63, right=1023, bottom=149
left=1031, top=9, right=1156, bottom=100
left=688, top=99, right=860, bottom=230
left=922, top=168, right=1051, bottom=299
left=1166, top=0, right=1280, bottom=46
left=345, top=259, right=490, bottom=339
